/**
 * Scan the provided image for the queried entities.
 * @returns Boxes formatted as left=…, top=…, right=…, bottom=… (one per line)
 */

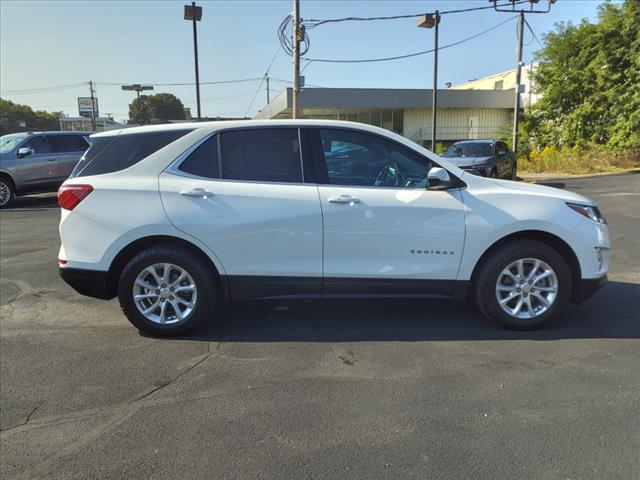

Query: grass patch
left=519, top=146, right=640, bottom=174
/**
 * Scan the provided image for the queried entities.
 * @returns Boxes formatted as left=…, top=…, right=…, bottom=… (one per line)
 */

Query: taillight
left=58, top=184, right=94, bottom=210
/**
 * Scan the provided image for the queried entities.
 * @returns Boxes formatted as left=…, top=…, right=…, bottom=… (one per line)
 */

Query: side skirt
left=224, top=275, right=470, bottom=303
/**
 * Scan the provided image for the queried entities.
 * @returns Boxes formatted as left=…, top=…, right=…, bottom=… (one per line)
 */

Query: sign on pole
left=78, top=97, right=99, bottom=118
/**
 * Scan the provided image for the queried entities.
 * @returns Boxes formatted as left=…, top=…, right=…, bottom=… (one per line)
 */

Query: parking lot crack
left=1, top=401, right=43, bottom=433
left=132, top=342, right=217, bottom=403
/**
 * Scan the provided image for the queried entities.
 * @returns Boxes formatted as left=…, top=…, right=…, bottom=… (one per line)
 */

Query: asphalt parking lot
left=1, top=173, right=638, bottom=480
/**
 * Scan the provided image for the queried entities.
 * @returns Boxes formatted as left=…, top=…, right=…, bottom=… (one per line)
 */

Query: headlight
left=567, top=203, right=606, bottom=224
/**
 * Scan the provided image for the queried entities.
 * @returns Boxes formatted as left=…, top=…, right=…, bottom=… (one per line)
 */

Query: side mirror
left=427, top=166, right=452, bottom=188
left=17, top=147, right=34, bottom=157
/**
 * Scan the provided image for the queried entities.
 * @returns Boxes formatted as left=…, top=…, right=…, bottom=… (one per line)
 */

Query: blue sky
left=1, top=0, right=605, bottom=122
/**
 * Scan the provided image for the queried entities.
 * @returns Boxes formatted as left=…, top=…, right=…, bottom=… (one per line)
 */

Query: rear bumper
left=59, top=267, right=115, bottom=300
left=572, top=274, right=607, bottom=304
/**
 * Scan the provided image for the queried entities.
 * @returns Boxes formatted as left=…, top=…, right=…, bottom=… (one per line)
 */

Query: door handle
left=180, top=188, right=214, bottom=198
left=328, top=195, right=361, bottom=205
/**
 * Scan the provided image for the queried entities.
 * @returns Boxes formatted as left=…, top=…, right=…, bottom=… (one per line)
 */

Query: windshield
left=442, top=142, right=493, bottom=158
left=0, top=133, right=29, bottom=154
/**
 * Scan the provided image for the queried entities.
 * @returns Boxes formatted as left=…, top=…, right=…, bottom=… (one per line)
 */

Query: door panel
left=49, top=135, right=90, bottom=181
left=159, top=173, right=323, bottom=292
left=310, top=127, right=467, bottom=288
left=13, top=136, right=57, bottom=189
left=319, top=185, right=466, bottom=282
left=55, top=152, right=83, bottom=180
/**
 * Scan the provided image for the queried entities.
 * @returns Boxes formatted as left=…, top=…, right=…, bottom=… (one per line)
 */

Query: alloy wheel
left=132, top=263, right=198, bottom=325
left=495, top=258, right=558, bottom=319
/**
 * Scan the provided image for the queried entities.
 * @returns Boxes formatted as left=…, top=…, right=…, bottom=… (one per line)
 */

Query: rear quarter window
left=72, top=129, right=192, bottom=177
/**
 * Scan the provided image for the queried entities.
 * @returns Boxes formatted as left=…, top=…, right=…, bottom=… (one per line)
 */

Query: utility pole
left=292, top=0, right=301, bottom=119
left=513, top=11, right=525, bottom=156
left=490, top=0, right=555, bottom=158
left=89, top=81, right=97, bottom=132
left=266, top=76, right=270, bottom=104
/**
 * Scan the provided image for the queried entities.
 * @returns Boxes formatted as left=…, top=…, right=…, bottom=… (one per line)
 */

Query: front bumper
left=59, top=267, right=115, bottom=300
left=572, top=274, right=608, bottom=304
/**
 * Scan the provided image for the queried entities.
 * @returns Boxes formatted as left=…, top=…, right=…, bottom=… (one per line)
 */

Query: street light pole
left=121, top=84, right=154, bottom=125
left=184, top=2, right=203, bottom=121
left=418, top=12, right=440, bottom=152
left=431, top=11, right=439, bottom=152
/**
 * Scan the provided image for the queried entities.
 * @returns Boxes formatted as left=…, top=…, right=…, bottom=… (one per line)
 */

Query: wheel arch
left=469, top=229, right=582, bottom=301
left=106, top=235, right=231, bottom=304
left=0, top=171, right=16, bottom=191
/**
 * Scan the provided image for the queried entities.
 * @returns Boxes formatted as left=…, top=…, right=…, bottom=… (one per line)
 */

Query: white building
left=59, top=116, right=126, bottom=132
left=451, top=63, right=539, bottom=107
left=255, top=87, right=515, bottom=146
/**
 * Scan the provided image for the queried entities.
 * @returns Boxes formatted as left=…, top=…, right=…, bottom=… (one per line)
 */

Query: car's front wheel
left=474, top=240, right=572, bottom=330
left=0, top=178, right=15, bottom=208
left=118, top=246, right=217, bottom=337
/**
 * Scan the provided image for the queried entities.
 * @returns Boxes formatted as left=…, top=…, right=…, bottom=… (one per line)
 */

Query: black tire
left=118, top=246, right=217, bottom=337
left=0, top=177, right=15, bottom=208
left=474, top=240, right=572, bottom=330
left=488, top=169, right=498, bottom=179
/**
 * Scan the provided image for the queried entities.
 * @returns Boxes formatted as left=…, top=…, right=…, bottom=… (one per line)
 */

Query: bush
left=519, top=145, right=640, bottom=174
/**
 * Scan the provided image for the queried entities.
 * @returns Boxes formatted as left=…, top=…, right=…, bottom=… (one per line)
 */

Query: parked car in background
left=57, top=120, right=609, bottom=337
left=0, top=131, right=91, bottom=208
left=441, top=139, right=517, bottom=180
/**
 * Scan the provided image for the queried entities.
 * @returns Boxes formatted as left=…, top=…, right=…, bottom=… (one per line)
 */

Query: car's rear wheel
left=474, top=240, right=572, bottom=330
left=118, top=246, right=216, bottom=337
left=0, top=178, right=15, bottom=208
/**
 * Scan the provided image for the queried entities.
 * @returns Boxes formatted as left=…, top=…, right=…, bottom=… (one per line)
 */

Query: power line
left=0, top=82, right=87, bottom=95
left=301, top=16, right=517, bottom=64
left=301, top=0, right=529, bottom=28
left=95, top=77, right=265, bottom=87
left=244, top=45, right=282, bottom=117
left=269, top=77, right=321, bottom=87
left=525, top=19, right=545, bottom=49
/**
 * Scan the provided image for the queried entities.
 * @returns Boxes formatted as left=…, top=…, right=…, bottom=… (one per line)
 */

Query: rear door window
left=49, top=135, right=89, bottom=153
left=72, top=129, right=192, bottom=177
left=219, top=128, right=302, bottom=183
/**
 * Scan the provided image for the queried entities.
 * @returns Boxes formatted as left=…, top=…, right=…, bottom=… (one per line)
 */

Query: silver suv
left=0, top=131, right=90, bottom=207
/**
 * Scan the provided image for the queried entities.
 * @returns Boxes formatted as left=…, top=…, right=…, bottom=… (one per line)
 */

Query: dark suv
left=441, top=140, right=517, bottom=180
left=0, top=131, right=91, bottom=207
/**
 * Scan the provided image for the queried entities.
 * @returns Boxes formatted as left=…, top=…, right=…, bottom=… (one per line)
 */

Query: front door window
left=318, top=129, right=432, bottom=189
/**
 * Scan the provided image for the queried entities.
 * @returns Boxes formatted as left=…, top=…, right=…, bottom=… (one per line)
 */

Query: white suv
left=58, top=120, right=609, bottom=336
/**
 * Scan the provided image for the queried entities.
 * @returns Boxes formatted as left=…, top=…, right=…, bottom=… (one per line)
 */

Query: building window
left=494, top=80, right=504, bottom=90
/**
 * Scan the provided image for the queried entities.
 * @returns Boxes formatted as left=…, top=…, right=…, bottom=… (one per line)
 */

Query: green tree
left=0, top=98, right=63, bottom=135
left=128, top=93, right=186, bottom=124
left=528, top=0, right=640, bottom=152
